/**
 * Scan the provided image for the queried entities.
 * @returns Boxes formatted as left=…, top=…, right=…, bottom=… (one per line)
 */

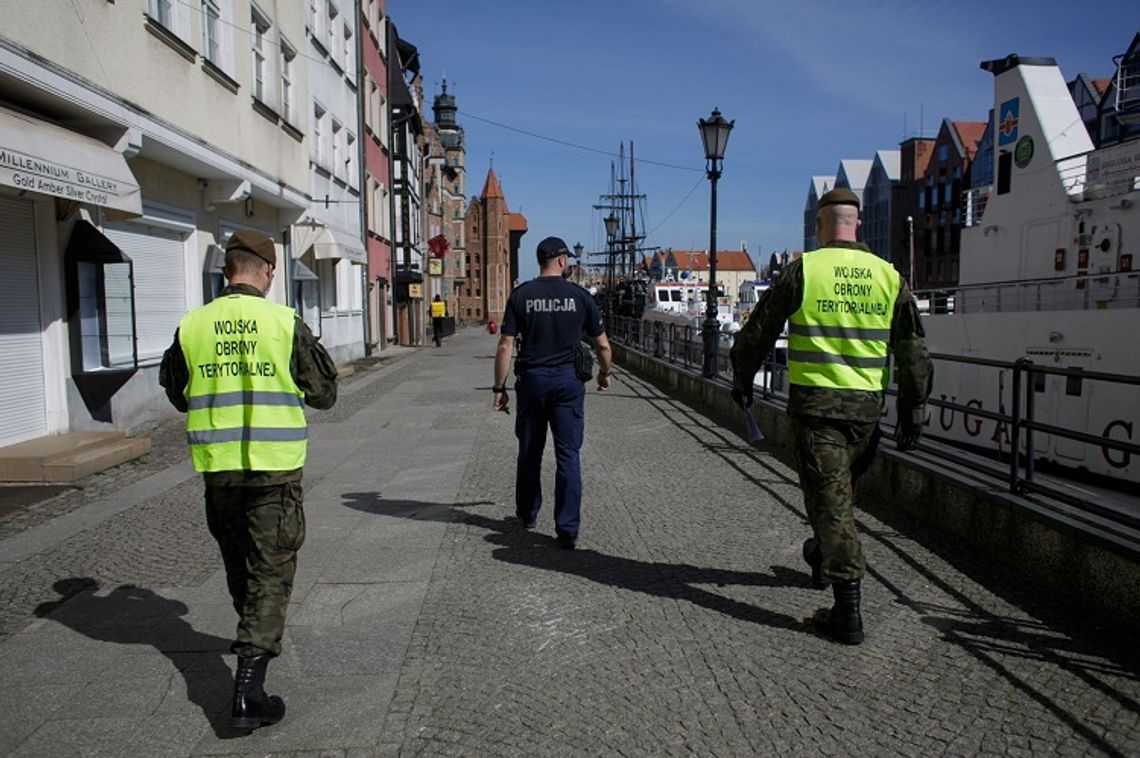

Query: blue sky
left=391, top=1, right=1134, bottom=282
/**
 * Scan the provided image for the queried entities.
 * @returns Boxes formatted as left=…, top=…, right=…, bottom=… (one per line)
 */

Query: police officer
left=493, top=236, right=612, bottom=549
left=159, top=230, right=337, bottom=728
left=730, top=189, right=932, bottom=645
left=430, top=294, right=446, bottom=347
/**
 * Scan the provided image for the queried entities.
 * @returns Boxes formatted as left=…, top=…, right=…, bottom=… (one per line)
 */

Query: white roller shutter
left=0, top=196, right=46, bottom=447
left=104, top=223, right=188, bottom=362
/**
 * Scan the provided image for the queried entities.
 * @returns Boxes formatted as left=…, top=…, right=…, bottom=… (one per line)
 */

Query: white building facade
left=0, top=1, right=311, bottom=447
left=296, top=0, right=366, bottom=364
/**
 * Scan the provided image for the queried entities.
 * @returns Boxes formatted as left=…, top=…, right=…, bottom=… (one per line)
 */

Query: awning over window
left=0, top=106, right=142, bottom=215
left=291, top=258, right=319, bottom=281
left=310, top=226, right=366, bottom=264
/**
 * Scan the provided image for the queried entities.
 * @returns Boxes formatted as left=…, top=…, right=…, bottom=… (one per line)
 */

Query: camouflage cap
left=225, top=230, right=276, bottom=267
left=817, top=188, right=861, bottom=211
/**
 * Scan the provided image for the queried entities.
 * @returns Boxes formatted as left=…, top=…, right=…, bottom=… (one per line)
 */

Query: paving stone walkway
left=0, top=328, right=1137, bottom=756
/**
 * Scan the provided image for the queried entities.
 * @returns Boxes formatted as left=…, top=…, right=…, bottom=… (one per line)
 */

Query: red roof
left=481, top=168, right=503, bottom=199
left=665, top=250, right=756, bottom=272
left=1091, top=78, right=1111, bottom=97
left=952, top=121, right=987, bottom=161
left=508, top=212, right=527, bottom=231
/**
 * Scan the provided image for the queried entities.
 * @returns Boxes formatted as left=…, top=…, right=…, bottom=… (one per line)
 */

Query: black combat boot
left=813, top=580, right=865, bottom=645
left=231, top=654, right=286, bottom=730
left=801, top=538, right=828, bottom=590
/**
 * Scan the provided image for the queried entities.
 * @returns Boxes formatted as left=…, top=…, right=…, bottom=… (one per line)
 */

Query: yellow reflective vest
left=178, top=294, right=306, bottom=472
left=430, top=300, right=446, bottom=318
left=787, top=247, right=900, bottom=391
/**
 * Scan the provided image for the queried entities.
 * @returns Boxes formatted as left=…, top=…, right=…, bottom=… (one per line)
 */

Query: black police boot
left=801, top=538, right=828, bottom=590
left=813, top=580, right=865, bottom=645
left=231, top=654, right=286, bottom=730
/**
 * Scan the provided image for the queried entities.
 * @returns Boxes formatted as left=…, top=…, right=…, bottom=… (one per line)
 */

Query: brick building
left=460, top=169, right=526, bottom=324
left=916, top=119, right=986, bottom=289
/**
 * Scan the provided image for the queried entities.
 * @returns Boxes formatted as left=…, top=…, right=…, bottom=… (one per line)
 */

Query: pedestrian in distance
left=730, top=188, right=932, bottom=645
left=431, top=294, right=446, bottom=347
left=492, top=236, right=613, bottom=549
left=159, top=230, right=338, bottom=729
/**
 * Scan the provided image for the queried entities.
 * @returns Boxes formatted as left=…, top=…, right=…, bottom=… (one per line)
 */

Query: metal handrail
left=609, top=316, right=1138, bottom=524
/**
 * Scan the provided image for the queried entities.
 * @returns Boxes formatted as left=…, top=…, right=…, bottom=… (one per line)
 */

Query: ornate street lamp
left=573, top=242, right=584, bottom=284
left=604, top=214, right=619, bottom=322
left=697, top=107, right=734, bottom=378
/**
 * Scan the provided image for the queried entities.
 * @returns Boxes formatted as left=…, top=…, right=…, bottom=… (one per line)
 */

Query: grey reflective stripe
left=788, top=323, right=892, bottom=341
left=187, top=427, right=308, bottom=445
left=186, top=391, right=303, bottom=411
left=787, top=350, right=888, bottom=369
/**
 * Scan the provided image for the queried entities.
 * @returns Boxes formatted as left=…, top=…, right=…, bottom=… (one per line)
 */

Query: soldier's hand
left=896, top=411, right=923, bottom=451
left=731, top=386, right=753, bottom=408
left=597, top=371, right=612, bottom=392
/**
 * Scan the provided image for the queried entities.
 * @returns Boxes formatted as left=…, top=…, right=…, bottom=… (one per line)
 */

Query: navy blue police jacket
left=501, top=276, right=605, bottom=370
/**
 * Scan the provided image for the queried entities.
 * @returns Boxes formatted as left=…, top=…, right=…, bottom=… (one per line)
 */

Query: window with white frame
left=313, top=103, right=327, bottom=165
left=365, top=78, right=378, bottom=133
left=251, top=8, right=270, bottom=103
left=342, top=22, right=354, bottom=78
left=326, top=1, right=339, bottom=64
left=331, top=120, right=343, bottom=179
left=280, top=41, right=297, bottom=124
left=148, top=0, right=174, bottom=27
left=346, top=132, right=357, bottom=187
left=202, top=0, right=222, bottom=64
left=147, top=0, right=191, bottom=40
left=319, top=258, right=338, bottom=310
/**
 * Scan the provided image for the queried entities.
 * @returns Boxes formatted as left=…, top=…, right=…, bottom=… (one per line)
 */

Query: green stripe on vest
left=787, top=247, right=900, bottom=391
left=179, top=294, right=306, bottom=472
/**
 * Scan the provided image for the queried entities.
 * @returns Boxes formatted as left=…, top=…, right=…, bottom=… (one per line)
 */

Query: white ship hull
left=883, top=51, right=1140, bottom=486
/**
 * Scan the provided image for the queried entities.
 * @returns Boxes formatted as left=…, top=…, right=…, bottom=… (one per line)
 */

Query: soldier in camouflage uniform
left=160, top=230, right=337, bottom=728
left=731, top=188, right=931, bottom=645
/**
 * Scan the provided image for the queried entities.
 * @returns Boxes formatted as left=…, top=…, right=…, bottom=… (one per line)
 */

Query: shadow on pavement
left=34, top=578, right=245, bottom=740
left=343, top=495, right=816, bottom=638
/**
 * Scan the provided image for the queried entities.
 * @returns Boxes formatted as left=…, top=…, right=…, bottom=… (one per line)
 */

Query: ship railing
left=961, top=186, right=991, bottom=228
left=1056, top=145, right=1140, bottom=202
left=608, top=315, right=1139, bottom=528
left=911, top=355, right=1140, bottom=529
left=913, top=271, right=1140, bottom=315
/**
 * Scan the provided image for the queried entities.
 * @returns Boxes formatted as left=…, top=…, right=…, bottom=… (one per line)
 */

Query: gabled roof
left=658, top=250, right=756, bottom=272
left=806, top=175, right=835, bottom=210
left=481, top=168, right=503, bottom=199
left=872, top=150, right=901, bottom=181
left=1092, top=78, right=1111, bottom=97
left=811, top=175, right=835, bottom=199
left=835, top=159, right=873, bottom=193
left=951, top=121, right=987, bottom=160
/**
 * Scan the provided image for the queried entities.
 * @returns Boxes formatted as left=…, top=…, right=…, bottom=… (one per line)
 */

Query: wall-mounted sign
left=408, top=283, right=422, bottom=298
left=428, top=258, right=443, bottom=276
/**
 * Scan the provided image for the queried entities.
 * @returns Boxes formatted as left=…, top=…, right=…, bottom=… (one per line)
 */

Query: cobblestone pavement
left=1, top=329, right=1137, bottom=756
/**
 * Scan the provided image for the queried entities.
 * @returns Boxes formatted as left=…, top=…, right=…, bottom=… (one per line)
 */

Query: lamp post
left=573, top=242, right=584, bottom=285
left=604, top=213, right=619, bottom=323
left=697, top=107, right=734, bottom=378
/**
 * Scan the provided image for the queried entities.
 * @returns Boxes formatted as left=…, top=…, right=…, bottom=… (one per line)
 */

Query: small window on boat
left=1033, top=372, right=1046, bottom=393
left=658, top=290, right=669, bottom=303
left=1065, top=371, right=1083, bottom=397
left=671, top=291, right=683, bottom=302
left=997, top=151, right=1012, bottom=195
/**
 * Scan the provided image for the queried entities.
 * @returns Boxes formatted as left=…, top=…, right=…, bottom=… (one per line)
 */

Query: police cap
left=226, top=230, right=277, bottom=268
left=536, top=236, right=577, bottom=262
left=817, top=188, right=861, bottom=211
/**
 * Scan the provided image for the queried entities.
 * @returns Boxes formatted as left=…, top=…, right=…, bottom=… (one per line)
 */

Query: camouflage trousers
left=204, top=482, right=305, bottom=657
left=790, top=414, right=880, bottom=583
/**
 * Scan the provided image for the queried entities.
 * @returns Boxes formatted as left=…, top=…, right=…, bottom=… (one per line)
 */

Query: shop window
left=65, top=221, right=138, bottom=415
